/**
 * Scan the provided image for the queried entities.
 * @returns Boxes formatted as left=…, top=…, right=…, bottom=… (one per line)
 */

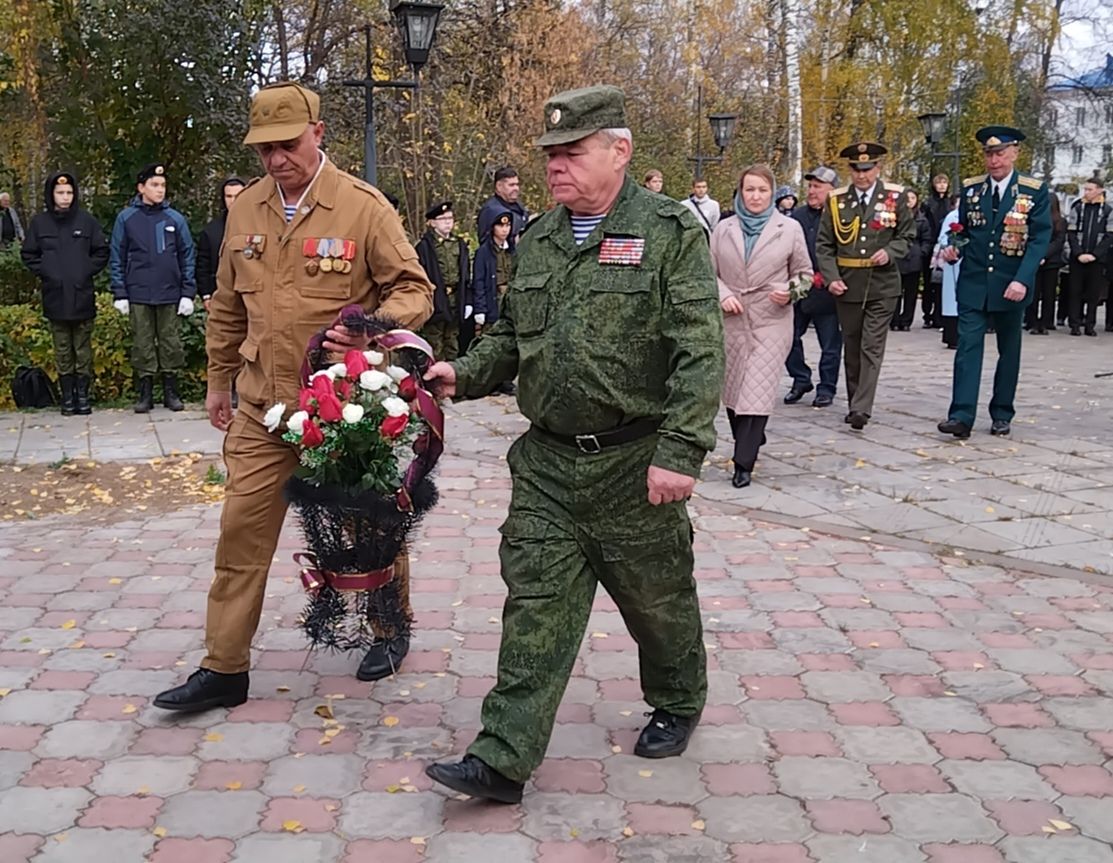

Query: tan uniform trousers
left=202, top=410, right=413, bottom=673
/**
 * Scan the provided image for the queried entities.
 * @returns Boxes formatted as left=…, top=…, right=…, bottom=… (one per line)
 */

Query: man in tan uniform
left=154, top=82, right=433, bottom=712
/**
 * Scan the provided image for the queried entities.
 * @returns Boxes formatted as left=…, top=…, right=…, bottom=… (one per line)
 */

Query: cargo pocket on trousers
left=598, top=523, right=692, bottom=598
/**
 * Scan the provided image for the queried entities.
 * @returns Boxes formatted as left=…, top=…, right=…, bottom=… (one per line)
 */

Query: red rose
left=298, top=389, right=317, bottom=415
left=812, top=271, right=824, bottom=288
left=949, top=222, right=964, bottom=233
left=380, top=413, right=408, bottom=439
left=869, top=218, right=882, bottom=230
left=311, top=374, right=334, bottom=397
left=316, top=391, right=344, bottom=423
left=335, top=379, right=352, bottom=400
left=344, top=349, right=370, bottom=379
left=301, top=420, right=325, bottom=448
left=397, top=375, right=418, bottom=401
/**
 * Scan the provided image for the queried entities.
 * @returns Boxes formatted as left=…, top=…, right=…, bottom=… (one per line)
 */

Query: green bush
left=0, top=243, right=41, bottom=305
left=0, top=294, right=208, bottom=409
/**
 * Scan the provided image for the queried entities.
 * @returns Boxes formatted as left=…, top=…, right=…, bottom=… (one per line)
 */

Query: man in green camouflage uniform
left=415, top=200, right=469, bottom=361
left=423, top=85, right=725, bottom=804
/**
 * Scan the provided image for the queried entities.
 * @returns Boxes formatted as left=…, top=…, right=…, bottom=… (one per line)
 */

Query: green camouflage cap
left=534, top=85, right=627, bottom=148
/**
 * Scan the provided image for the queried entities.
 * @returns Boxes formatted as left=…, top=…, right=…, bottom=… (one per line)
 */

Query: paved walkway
left=0, top=330, right=1112, bottom=862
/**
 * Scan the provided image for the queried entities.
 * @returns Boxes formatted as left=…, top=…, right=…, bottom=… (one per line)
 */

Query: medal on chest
left=598, top=235, right=645, bottom=266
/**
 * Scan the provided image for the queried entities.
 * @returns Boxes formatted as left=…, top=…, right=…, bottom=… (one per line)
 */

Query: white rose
left=359, top=370, right=390, bottom=391
left=364, top=350, right=384, bottom=366
left=328, top=362, right=349, bottom=378
left=286, top=410, right=309, bottom=436
left=386, top=365, right=409, bottom=384
left=381, top=396, right=410, bottom=418
left=342, top=403, right=365, bottom=424
left=263, top=402, right=286, bottom=433
left=309, top=369, right=334, bottom=383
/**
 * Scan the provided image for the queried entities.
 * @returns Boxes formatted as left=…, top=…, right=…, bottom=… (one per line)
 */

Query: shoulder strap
left=689, top=197, right=712, bottom=230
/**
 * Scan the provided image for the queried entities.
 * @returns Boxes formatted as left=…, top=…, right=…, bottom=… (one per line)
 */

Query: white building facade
left=1046, top=53, right=1113, bottom=189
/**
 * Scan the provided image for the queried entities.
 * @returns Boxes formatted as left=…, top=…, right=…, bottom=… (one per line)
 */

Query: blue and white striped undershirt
left=570, top=214, right=606, bottom=245
left=284, top=204, right=297, bottom=222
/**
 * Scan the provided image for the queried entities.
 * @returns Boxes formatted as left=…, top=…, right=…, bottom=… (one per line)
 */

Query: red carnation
left=316, top=391, right=344, bottom=423
left=869, top=218, right=882, bottom=230
left=344, top=349, right=370, bottom=379
left=301, top=420, right=325, bottom=448
left=398, top=375, right=418, bottom=401
left=298, top=389, right=317, bottom=415
left=380, top=413, right=408, bottom=439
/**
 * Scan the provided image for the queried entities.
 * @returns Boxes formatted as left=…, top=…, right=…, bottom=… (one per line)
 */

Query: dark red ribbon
left=294, top=552, right=394, bottom=593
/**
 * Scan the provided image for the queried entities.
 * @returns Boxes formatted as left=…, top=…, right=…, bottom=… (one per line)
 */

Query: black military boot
left=133, top=376, right=154, bottom=413
left=74, top=376, right=92, bottom=416
left=634, top=708, right=700, bottom=758
left=162, top=374, right=185, bottom=411
left=59, top=374, right=76, bottom=416
left=425, top=755, right=524, bottom=804
left=153, top=668, right=249, bottom=712
left=356, top=634, right=410, bottom=681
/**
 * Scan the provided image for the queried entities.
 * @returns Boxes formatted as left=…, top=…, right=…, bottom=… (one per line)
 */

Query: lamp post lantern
left=918, top=108, right=963, bottom=194
left=688, top=85, right=737, bottom=180
left=342, top=2, right=444, bottom=187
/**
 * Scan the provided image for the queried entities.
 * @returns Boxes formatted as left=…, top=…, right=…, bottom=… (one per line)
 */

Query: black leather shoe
left=60, top=374, right=76, bottom=416
left=937, top=418, right=971, bottom=439
left=731, top=466, right=751, bottom=488
left=812, top=393, right=833, bottom=407
left=784, top=383, right=814, bottom=404
left=425, top=755, right=523, bottom=804
left=1070, top=327, right=1081, bottom=336
left=844, top=412, right=853, bottom=424
left=134, top=376, right=154, bottom=413
left=163, top=374, right=185, bottom=411
left=74, top=376, right=93, bottom=415
left=634, top=709, right=700, bottom=759
left=848, top=411, right=868, bottom=430
left=153, top=668, right=248, bottom=712
left=990, top=420, right=1011, bottom=436
left=356, top=634, right=409, bottom=681
left=1085, top=328, right=1097, bottom=337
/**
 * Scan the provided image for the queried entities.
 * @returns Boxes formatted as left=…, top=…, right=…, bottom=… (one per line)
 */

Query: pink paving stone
left=771, top=731, right=842, bottom=757
left=794, top=565, right=833, bottom=577
left=78, top=695, right=149, bottom=720
left=590, top=634, right=638, bottom=652
left=293, top=727, right=360, bottom=754
left=701, top=704, right=743, bottom=725
left=537, top=841, right=619, bottom=863
left=834, top=553, right=876, bottom=564
left=398, top=650, right=448, bottom=672
left=379, top=702, right=443, bottom=727
left=1026, top=675, right=1097, bottom=697
left=904, top=566, right=947, bottom=580
left=626, top=803, right=702, bottom=835
left=1039, top=765, right=1113, bottom=796
left=39, top=610, right=90, bottom=627
left=695, top=567, right=729, bottom=580
left=157, top=611, right=205, bottom=628
left=413, top=611, right=453, bottom=629
left=194, top=761, right=268, bottom=790
left=741, top=676, right=806, bottom=700
left=532, top=759, right=607, bottom=793
left=0, top=651, right=46, bottom=668
left=226, top=699, right=296, bottom=723
left=728, top=553, right=774, bottom=565
left=260, top=797, right=339, bottom=832
left=21, top=758, right=101, bottom=788
left=83, top=631, right=133, bottom=648
left=1073, top=653, right=1113, bottom=670
left=600, top=679, right=643, bottom=701
left=936, top=597, right=987, bottom=610
left=982, top=703, right=1054, bottom=728
left=718, top=632, right=775, bottom=649
left=0, top=834, right=44, bottom=863
left=461, top=593, right=504, bottom=609
left=118, top=594, right=167, bottom=609
left=870, top=764, right=951, bottom=793
left=748, top=580, right=795, bottom=593
left=701, top=763, right=776, bottom=795
left=457, top=676, right=497, bottom=698
left=931, top=651, right=993, bottom=671
left=800, top=654, right=857, bottom=671
left=703, top=595, right=750, bottom=609
left=884, top=674, right=946, bottom=697
left=149, top=838, right=236, bottom=863
left=443, top=797, right=524, bottom=832
left=772, top=611, right=824, bottom=628
left=555, top=703, right=592, bottom=723
left=928, top=733, right=1007, bottom=761
left=806, top=799, right=890, bottom=835
left=1019, top=613, right=1072, bottom=629
left=985, top=800, right=1064, bottom=835
left=979, top=632, right=1034, bottom=648
left=130, top=727, right=203, bottom=756
left=79, top=794, right=163, bottom=828
left=923, top=844, right=1006, bottom=863
left=849, top=631, right=905, bottom=649
left=829, top=702, right=901, bottom=727
left=0, top=725, right=45, bottom=750
left=343, top=839, right=426, bottom=863
left=464, top=633, right=503, bottom=650
left=730, top=844, right=815, bottom=863
left=362, top=760, right=434, bottom=792
left=893, top=612, right=948, bottom=628
left=610, top=728, right=640, bottom=753
left=1088, top=732, right=1113, bottom=756
left=313, top=676, right=373, bottom=699
left=252, top=651, right=308, bottom=671
left=6, top=593, right=52, bottom=607
left=29, top=670, right=96, bottom=690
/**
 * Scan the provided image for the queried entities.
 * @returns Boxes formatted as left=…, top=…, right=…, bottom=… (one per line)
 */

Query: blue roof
left=1050, top=53, right=1113, bottom=91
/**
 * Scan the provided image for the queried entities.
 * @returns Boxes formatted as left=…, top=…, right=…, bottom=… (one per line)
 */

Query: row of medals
left=241, top=234, right=355, bottom=273
left=968, top=190, right=1029, bottom=254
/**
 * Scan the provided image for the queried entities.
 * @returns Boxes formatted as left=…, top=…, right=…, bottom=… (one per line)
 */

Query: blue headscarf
left=734, top=191, right=775, bottom=262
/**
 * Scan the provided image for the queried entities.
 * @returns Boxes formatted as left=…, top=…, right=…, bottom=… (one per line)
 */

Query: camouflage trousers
left=50, top=319, right=94, bottom=376
left=468, top=429, right=706, bottom=782
left=130, top=303, right=184, bottom=376
left=421, top=319, right=460, bottom=363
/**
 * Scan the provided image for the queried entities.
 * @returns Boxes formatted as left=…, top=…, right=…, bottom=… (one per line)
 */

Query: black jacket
left=196, top=178, right=245, bottom=299
left=790, top=204, right=836, bottom=315
left=21, top=171, right=109, bottom=321
left=415, top=230, right=470, bottom=324
left=1040, top=216, right=1068, bottom=272
left=471, top=230, right=516, bottom=324
left=899, top=213, right=934, bottom=275
left=922, top=191, right=951, bottom=243
left=1067, top=199, right=1113, bottom=263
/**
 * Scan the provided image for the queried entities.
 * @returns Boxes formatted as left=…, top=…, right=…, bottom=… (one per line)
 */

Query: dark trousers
left=941, top=315, right=958, bottom=348
left=784, top=305, right=841, bottom=397
left=1068, top=262, right=1104, bottom=331
left=836, top=294, right=897, bottom=417
left=1107, top=275, right=1113, bottom=330
left=948, top=304, right=1025, bottom=427
left=921, top=267, right=941, bottom=326
left=894, top=272, right=920, bottom=328
left=726, top=409, right=768, bottom=470
left=50, top=319, right=94, bottom=377
left=1025, top=268, right=1058, bottom=331
left=1057, top=270, right=1070, bottom=323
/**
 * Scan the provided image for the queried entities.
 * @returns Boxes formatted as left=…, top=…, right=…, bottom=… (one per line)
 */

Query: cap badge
left=858, top=154, right=869, bottom=163
left=550, top=108, right=562, bottom=126
left=986, top=136, right=1001, bottom=146
left=155, top=166, right=165, bottom=175
left=857, top=143, right=868, bottom=154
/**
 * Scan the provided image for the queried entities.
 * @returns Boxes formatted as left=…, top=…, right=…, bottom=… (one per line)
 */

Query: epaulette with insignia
left=831, top=185, right=849, bottom=197
left=883, top=182, right=904, bottom=193
left=963, top=174, right=987, bottom=186
left=1017, top=175, right=1043, bottom=190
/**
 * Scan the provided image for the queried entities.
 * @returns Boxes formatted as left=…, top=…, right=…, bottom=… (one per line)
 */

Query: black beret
left=137, top=163, right=166, bottom=184
left=425, top=200, right=453, bottom=220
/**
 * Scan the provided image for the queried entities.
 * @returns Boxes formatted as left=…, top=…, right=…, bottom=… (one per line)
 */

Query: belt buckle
left=574, top=434, right=602, bottom=454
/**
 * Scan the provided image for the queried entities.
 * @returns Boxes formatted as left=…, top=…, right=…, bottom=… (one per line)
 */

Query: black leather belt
left=531, top=418, right=660, bottom=454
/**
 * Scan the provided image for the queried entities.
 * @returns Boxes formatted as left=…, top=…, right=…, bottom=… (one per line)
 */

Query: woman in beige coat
left=711, top=164, right=812, bottom=488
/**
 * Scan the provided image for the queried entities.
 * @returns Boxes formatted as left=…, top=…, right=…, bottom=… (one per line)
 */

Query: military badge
left=550, top=108, right=562, bottom=126
left=599, top=236, right=645, bottom=266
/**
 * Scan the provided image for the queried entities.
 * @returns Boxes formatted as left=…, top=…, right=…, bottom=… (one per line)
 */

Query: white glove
left=474, top=314, right=486, bottom=326
left=177, top=297, right=195, bottom=316
left=464, top=305, right=473, bottom=319
left=113, top=299, right=129, bottom=315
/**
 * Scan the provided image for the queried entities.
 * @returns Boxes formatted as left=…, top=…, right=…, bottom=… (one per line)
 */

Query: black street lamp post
left=918, top=109, right=963, bottom=194
left=343, top=1, right=444, bottom=187
left=689, top=85, right=738, bottom=180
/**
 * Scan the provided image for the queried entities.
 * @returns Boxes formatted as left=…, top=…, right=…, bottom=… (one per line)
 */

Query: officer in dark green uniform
left=422, top=85, right=725, bottom=803
left=816, top=142, right=915, bottom=430
left=938, top=126, right=1051, bottom=439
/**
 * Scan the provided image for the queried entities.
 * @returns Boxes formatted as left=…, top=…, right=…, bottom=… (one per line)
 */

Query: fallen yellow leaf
left=0, top=688, right=11, bottom=697
left=203, top=732, right=224, bottom=742
left=386, top=784, right=401, bottom=793
left=691, top=819, right=706, bottom=831
left=282, top=820, right=305, bottom=834
left=121, top=704, right=138, bottom=715
left=276, top=685, right=291, bottom=693
left=153, top=826, right=167, bottom=838
left=1049, top=820, right=1074, bottom=831
left=108, top=577, right=123, bottom=585
left=292, top=784, right=306, bottom=793
left=225, top=781, right=242, bottom=790
left=638, top=770, right=653, bottom=778
left=410, top=837, right=426, bottom=846
left=60, top=620, right=77, bottom=630
left=313, top=704, right=334, bottom=720
left=622, top=827, right=635, bottom=837
left=382, top=716, right=400, bottom=727
left=1042, top=826, right=1058, bottom=834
